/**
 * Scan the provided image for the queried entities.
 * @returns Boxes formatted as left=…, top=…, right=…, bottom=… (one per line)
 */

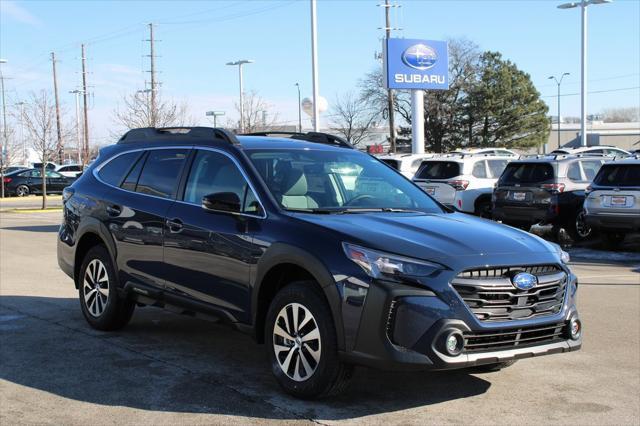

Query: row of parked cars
left=1, top=162, right=85, bottom=197
left=378, top=145, right=639, bottom=246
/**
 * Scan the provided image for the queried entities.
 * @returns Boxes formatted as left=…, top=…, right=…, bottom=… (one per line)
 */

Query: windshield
left=247, top=149, right=443, bottom=213
left=594, top=164, right=640, bottom=187
left=499, top=162, right=555, bottom=185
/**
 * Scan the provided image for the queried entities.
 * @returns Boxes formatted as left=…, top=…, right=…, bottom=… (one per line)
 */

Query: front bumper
left=585, top=212, right=640, bottom=232
left=339, top=275, right=581, bottom=371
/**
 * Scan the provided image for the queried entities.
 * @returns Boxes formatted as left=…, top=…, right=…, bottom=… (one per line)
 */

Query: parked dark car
left=57, top=127, right=581, bottom=398
left=3, top=166, right=29, bottom=174
left=3, top=168, right=76, bottom=197
left=492, top=155, right=606, bottom=240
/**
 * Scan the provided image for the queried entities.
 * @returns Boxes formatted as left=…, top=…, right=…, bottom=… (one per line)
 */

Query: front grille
left=464, top=323, right=565, bottom=353
left=452, top=265, right=567, bottom=322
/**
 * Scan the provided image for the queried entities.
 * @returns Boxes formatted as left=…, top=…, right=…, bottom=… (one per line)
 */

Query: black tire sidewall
left=265, top=281, right=342, bottom=399
left=78, top=245, right=129, bottom=330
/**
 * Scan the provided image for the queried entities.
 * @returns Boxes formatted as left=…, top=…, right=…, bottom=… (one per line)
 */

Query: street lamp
left=548, top=73, right=570, bottom=149
left=205, top=110, right=226, bottom=128
left=557, top=0, right=612, bottom=147
left=226, top=59, right=254, bottom=133
left=69, top=90, right=85, bottom=163
left=295, top=83, right=302, bottom=132
left=0, top=58, right=8, bottom=199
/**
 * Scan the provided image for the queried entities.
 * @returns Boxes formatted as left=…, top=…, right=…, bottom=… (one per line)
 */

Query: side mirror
left=202, top=192, right=241, bottom=214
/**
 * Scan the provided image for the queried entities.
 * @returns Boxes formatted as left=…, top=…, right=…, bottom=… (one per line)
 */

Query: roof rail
left=242, top=131, right=353, bottom=149
left=117, top=127, right=240, bottom=145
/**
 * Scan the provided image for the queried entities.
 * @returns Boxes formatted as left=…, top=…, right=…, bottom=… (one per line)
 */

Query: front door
left=162, top=149, right=264, bottom=323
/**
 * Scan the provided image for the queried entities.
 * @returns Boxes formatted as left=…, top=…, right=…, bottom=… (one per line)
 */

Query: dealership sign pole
left=384, top=39, right=449, bottom=154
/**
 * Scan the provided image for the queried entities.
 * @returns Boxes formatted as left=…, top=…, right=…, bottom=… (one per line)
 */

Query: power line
left=542, top=86, right=640, bottom=98
left=538, top=73, right=640, bottom=88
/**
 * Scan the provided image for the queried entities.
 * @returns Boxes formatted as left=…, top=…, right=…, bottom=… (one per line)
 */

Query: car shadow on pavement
left=1, top=224, right=60, bottom=233
left=0, top=295, right=491, bottom=421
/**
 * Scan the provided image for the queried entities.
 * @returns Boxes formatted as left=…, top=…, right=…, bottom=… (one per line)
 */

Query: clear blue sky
left=2, top=0, right=639, bottom=145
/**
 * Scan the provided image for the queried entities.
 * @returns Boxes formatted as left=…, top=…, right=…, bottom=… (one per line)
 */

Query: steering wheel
left=344, top=194, right=376, bottom=207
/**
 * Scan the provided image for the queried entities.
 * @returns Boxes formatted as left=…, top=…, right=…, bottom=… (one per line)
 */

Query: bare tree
left=231, top=90, right=280, bottom=133
left=329, top=91, right=378, bottom=146
left=112, top=91, right=192, bottom=135
left=601, top=107, right=640, bottom=123
left=21, top=90, right=58, bottom=209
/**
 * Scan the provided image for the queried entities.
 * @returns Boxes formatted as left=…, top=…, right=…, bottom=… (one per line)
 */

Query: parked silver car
left=584, top=157, right=640, bottom=246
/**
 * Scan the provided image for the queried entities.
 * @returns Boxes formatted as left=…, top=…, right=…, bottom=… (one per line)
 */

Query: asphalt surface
left=0, top=211, right=638, bottom=425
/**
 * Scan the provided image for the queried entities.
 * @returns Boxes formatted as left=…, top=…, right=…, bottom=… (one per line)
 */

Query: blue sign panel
left=384, top=38, right=449, bottom=90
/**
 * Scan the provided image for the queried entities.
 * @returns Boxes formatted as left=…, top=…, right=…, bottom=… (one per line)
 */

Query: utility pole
left=69, top=90, right=83, bottom=164
left=310, top=0, right=320, bottom=131
left=381, top=0, right=397, bottom=153
left=295, top=83, right=302, bottom=132
left=15, top=101, right=26, bottom=164
left=81, top=44, right=90, bottom=165
left=147, top=23, right=157, bottom=127
left=51, top=52, right=64, bottom=163
left=0, top=59, right=7, bottom=199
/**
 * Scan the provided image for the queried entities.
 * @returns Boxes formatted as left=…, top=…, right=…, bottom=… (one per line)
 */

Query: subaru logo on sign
left=401, top=44, right=438, bottom=70
left=512, top=272, right=537, bottom=290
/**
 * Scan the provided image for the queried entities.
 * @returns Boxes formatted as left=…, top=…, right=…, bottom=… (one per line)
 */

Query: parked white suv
left=56, top=164, right=84, bottom=178
left=551, top=146, right=630, bottom=157
left=377, top=153, right=436, bottom=178
left=449, top=147, right=519, bottom=158
left=413, top=154, right=510, bottom=217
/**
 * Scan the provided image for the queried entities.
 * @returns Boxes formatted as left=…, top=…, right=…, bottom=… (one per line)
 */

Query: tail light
left=541, top=183, right=565, bottom=193
left=2, top=177, right=12, bottom=184
left=447, top=180, right=469, bottom=191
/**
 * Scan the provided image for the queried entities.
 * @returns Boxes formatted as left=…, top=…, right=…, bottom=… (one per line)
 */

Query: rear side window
left=98, top=152, right=142, bottom=187
left=120, top=152, right=147, bottom=191
left=380, top=159, right=400, bottom=170
left=567, top=162, right=582, bottom=181
left=580, top=160, right=603, bottom=181
left=487, top=159, right=508, bottom=178
left=416, top=161, right=461, bottom=179
left=135, top=149, right=189, bottom=199
left=499, top=163, right=554, bottom=185
left=594, top=164, right=640, bottom=187
left=472, top=161, right=487, bottom=178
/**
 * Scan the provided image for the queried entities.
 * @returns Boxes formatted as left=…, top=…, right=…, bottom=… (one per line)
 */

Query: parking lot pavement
left=0, top=195, right=62, bottom=211
left=1, top=211, right=639, bottom=425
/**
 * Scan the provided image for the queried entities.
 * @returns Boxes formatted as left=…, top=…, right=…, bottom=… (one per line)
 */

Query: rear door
left=413, top=160, right=461, bottom=205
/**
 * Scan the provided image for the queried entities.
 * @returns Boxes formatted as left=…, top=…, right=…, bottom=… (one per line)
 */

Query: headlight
left=550, top=242, right=570, bottom=264
left=342, top=243, right=444, bottom=280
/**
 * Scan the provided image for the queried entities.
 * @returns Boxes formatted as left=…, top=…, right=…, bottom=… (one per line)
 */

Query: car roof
left=236, top=135, right=350, bottom=152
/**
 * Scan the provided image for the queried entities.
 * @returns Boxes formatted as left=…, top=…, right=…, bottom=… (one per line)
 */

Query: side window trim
left=176, top=147, right=267, bottom=219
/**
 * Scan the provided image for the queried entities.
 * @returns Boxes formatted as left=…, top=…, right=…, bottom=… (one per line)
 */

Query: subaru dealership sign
left=384, top=38, right=449, bottom=90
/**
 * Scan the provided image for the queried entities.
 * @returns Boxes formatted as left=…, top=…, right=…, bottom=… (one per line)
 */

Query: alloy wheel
left=273, top=302, right=322, bottom=382
left=575, top=210, right=591, bottom=239
left=83, top=259, right=110, bottom=317
left=16, top=186, right=28, bottom=197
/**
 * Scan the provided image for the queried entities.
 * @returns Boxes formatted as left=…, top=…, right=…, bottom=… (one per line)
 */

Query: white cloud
left=2, top=1, right=42, bottom=27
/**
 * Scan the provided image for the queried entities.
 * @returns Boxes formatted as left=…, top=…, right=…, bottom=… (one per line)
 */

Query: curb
left=0, top=208, right=63, bottom=214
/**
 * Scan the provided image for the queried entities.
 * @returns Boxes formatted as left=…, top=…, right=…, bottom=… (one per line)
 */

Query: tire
left=78, top=245, right=135, bottom=331
left=566, top=209, right=593, bottom=242
left=601, top=232, right=625, bottom=248
left=15, top=185, right=29, bottom=197
left=265, top=281, right=353, bottom=399
left=474, top=199, right=492, bottom=219
left=470, top=360, right=517, bottom=373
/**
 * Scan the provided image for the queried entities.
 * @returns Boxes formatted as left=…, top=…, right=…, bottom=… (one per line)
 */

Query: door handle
left=166, top=218, right=183, bottom=233
left=106, top=205, right=122, bottom=216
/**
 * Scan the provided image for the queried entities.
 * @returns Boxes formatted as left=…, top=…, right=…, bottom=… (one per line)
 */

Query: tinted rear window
left=499, top=162, right=554, bottom=185
left=98, top=152, right=142, bottom=187
left=415, top=161, right=461, bottom=179
left=380, top=159, right=400, bottom=170
left=594, top=164, right=640, bottom=187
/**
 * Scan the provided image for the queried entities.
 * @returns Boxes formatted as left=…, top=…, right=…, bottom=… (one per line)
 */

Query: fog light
left=569, top=318, right=581, bottom=340
left=443, top=331, right=464, bottom=356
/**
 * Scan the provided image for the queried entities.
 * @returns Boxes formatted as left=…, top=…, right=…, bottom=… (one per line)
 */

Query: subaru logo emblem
left=512, top=272, right=537, bottom=290
left=401, top=44, right=438, bottom=70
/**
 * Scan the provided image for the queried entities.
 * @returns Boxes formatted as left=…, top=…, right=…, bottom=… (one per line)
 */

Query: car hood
left=294, top=212, right=560, bottom=269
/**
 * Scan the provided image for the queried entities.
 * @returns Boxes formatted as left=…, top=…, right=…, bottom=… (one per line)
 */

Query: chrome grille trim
left=452, top=265, right=567, bottom=322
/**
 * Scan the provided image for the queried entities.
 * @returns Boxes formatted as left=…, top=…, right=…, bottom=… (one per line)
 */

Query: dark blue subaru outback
left=57, top=127, right=582, bottom=398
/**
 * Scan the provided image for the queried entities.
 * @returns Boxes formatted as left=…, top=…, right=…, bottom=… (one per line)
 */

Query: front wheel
left=265, top=281, right=353, bottom=399
left=78, top=245, right=135, bottom=331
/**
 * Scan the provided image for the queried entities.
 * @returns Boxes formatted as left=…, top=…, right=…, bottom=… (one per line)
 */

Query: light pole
left=0, top=58, right=8, bottom=199
left=558, top=0, right=612, bottom=147
left=70, top=90, right=84, bottom=163
left=295, top=83, right=302, bottom=132
left=205, top=111, right=225, bottom=128
left=310, top=0, right=320, bottom=131
left=226, top=59, right=254, bottom=133
left=548, top=73, right=570, bottom=149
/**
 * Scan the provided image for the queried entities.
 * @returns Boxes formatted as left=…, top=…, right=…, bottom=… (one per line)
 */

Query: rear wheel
left=78, top=245, right=134, bottom=331
left=474, top=199, right=492, bottom=219
left=15, top=185, right=29, bottom=197
left=265, top=281, right=353, bottom=399
left=566, top=209, right=592, bottom=241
